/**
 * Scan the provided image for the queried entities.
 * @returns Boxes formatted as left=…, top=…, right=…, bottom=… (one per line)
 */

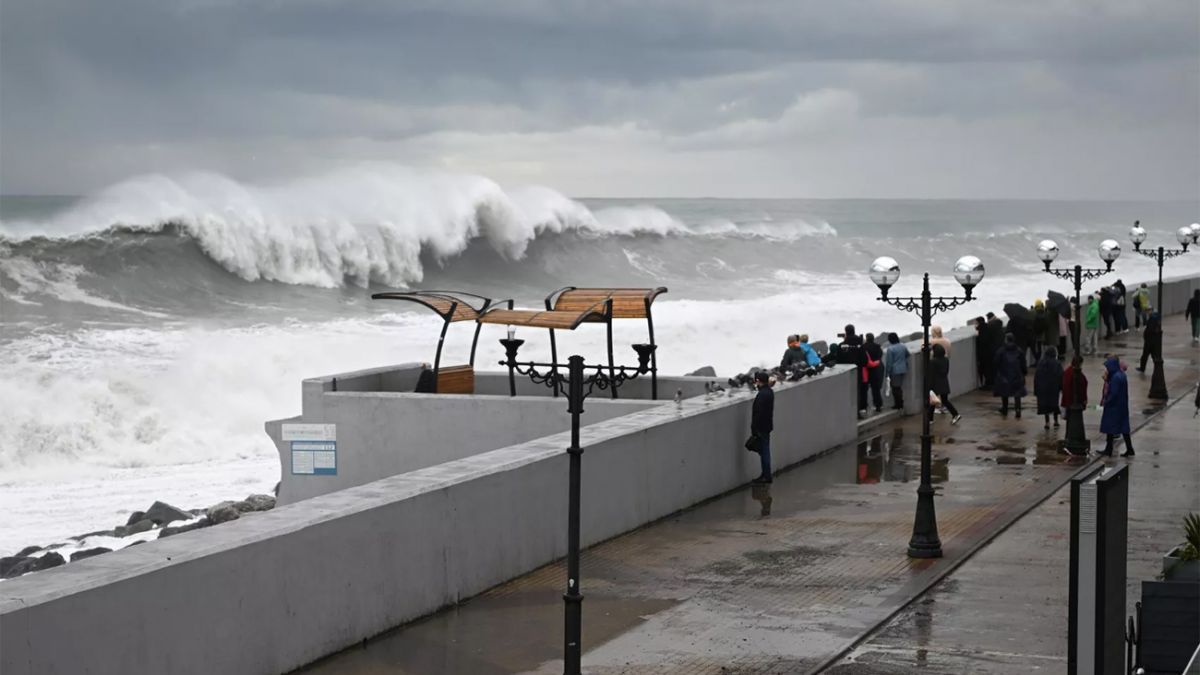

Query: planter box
left=1163, top=548, right=1200, bottom=581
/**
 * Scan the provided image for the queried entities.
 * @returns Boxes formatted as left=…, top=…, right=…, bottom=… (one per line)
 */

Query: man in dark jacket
left=993, top=333, right=1028, bottom=418
left=1136, top=312, right=1163, bottom=372
left=835, top=324, right=869, bottom=417
left=1099, top=286, right=1114, bottom=339
left=750, top=371, right=775, bottom=483
left=1112, top=279, right=1128, bottom=333
left=983, top=313, right=1005, bottom=387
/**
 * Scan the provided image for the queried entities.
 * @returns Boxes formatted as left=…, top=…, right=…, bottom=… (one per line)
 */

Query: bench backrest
left=552, top=289, right=655, bottom=319
left=437, top=365, right=475, bottom=394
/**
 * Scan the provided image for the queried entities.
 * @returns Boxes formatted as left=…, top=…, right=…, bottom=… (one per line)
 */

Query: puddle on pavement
left=297, top=590, right=677, bottom=675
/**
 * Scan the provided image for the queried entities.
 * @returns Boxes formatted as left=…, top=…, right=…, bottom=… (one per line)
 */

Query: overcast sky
left=1, top=0, right=1198, bottom=199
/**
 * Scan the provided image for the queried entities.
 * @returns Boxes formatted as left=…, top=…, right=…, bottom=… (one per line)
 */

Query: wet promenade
left=299, top=322, right=1198, bottom=674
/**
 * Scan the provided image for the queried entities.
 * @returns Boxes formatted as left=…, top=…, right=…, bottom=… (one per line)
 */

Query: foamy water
left=2, top=166, right=1197, bottom=554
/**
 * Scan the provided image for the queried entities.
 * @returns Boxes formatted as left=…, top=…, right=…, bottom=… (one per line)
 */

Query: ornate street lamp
left=1128, top=223, right=1191, bottom=400
left=870, top=255, right=983, bottom=559
left=1188, top=223, right=1200, bottom=245
left=1038, top=238, right=1120, bottom=453
left=498, top=340, right=655, bottom=675
left=1130, top=222, right=1192, bottom=313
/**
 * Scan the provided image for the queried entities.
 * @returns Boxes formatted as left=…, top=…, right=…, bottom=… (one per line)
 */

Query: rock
left=112, top=526, right=129, bottom=538
left=3, top=552, right=65, bottom=578
left=17, top=545, right=41, bottom=556
left=125, top=511, right=147, bottom=526
left=158, top=518, right=212, bottom=539
left=236, top=494, right=275, bottom=513
left=685, top=366, right=717, bottom=378
left=0, top=556, right=27, bottom=577
left=144, top=501, right=191, bottom=526
left=811, top=340, right=829, bottom=355
left=188, top=508, right=207, bottom=516
left=206, top=503, right=240, bottom=524
left=126, top=519, right=155, bottom=535
left=70, top=547, right=112, bottom=562
left=126, top=540, right=145, bottom=547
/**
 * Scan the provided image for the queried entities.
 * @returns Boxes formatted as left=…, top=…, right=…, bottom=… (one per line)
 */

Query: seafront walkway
left=300, top=321, right=1199, bottom=675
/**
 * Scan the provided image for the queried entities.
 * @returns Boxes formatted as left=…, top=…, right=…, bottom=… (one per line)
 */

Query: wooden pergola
left=478, top=287, right=667, bottom=398
left=370, top=290, right=512, bottom=393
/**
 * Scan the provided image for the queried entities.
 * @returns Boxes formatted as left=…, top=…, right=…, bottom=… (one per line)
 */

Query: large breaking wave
left=0, top=165, right=835, bottom=291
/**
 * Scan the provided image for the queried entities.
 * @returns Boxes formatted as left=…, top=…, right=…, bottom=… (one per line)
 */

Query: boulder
left=70, top=547, right=112, bottom=562
left=144, top=501, right=191, bottom=526
left=236, top=494, right=276, bottom=513
left=811, top=340, right=829, bottom=356
left=126, top=519, right=155, bottom=535
left=0, top=556, right=27, bottom=577
left=685, top=366, right=717, bottom=378
left=158, top=518, right=212, bottom=539
left=16, top=545, right=41, bottom=556
left=206, top=503, right=240, bottom=524
left=4, top=552, right=66, bottom=578
left=125, top=511, right=147, bottom=526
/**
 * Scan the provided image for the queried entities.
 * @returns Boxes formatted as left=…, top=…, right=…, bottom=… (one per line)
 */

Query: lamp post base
left=906, top=485, right=943, bottom=559
left=1148, top=358, right=1169, bottom=400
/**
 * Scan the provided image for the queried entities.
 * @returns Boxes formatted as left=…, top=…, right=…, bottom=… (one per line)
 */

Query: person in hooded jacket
left=993, top=333, right=1028, bottom=418
left=1099, top=286, right=1114, bottom=339
left=983, top=313, right=1005, bottom=387
left=1033, top=346, right=1063, bottom=429
left=1112, top=279, right=1128, bottom=333
left=1136, top=312, right=1163, bottom=372
left=884, top=332, right=909, bottom=410
left=780, top=335, right=807, bottom=371
left=928, top=343, right=961, bottom=424
left=864, top=333, right=885, bottom=413
left=798, top=335, right=822, bottom=367
left=1100, top=356, right=1133, bottom=457
left=1031, top=301, right=1048, bottom=362
left=1083, top=295, right=1100, bottom=355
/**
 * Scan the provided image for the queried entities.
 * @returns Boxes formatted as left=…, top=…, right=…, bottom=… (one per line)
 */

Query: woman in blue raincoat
left=1100, top=356, right=1133, bottom=457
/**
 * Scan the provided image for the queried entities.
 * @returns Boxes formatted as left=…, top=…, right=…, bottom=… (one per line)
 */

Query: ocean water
left=2, top=165, right=1198, bottom=554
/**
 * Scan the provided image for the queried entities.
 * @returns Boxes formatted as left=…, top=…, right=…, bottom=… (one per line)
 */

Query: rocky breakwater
left=0, top=494, right=276, bottom=580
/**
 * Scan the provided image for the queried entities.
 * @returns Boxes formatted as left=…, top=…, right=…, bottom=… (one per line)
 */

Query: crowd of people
left=742, top=283, right=1200, bottom=480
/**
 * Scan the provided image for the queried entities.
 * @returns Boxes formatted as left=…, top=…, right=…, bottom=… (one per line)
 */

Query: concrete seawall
left=0, top=365, right=856, bottom=675
left=2, top=272, right=1196, bottom=675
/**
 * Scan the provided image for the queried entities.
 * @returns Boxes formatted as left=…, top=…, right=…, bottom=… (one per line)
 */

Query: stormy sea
left=2, top=164, right=1197, bottom=554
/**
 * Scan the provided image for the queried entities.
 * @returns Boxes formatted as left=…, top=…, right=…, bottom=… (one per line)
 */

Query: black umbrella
left=1046, top=290, right=1071, bottom=318
left=1004, top=302, right=1033, bottom=323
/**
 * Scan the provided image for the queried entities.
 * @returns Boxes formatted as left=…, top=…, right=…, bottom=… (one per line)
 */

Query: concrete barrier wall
left=0, top=366, right=857, bottom=675
left=270, top=392, right=657, bottom=504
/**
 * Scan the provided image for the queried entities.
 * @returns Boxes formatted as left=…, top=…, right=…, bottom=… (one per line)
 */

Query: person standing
left=1134, top=283, right=1152, bottom=329
left=1061, top=354, right=1088, bottom=455
left=1034, top=346, right=1063, bottom=429
left=1100, top=356, right=1133, bottom=457
left=1099, top=286, right=1114, bottom=339
left=972, top=317, right=988, bottom=387
left=928, top=344, right=961, bottom=424
left=1112, top=279, right=1128, bottom=333
left=1186, top=289, right=1200, bottom=344
left=1083, top=295, right=1100, bottom=355
left=1031, top=300, right=1048, bottom=362
left=930, top=325, right=952, bottom=357
left=1137, top=312, right=1163, bottom=372
left=885, top=332, right=910, bottom=410
left=993, top=333, right=1028, bottom=418
left=864, top=333, right=885, bottom=413
left=984, top=312, right=1005, bottom=387
left=750, top=371, right=775, bottom=483
left=836, top=324, right=869, bottom=419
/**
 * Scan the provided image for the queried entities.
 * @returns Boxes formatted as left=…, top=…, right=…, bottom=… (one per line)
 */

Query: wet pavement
left=298, top=325, right=1198, bottom=675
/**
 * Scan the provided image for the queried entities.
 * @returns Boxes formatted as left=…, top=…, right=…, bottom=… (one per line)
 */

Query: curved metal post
left=605, top=299, right=616, bottom=399
left=547, top=296, right=560, bottom=398
left=645, top=298, right=658, bottom=400
left=432, top=302, right=457, bottom=390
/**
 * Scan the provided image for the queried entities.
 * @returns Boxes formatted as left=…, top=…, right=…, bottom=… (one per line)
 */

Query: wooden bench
left=436, top=365, right=475, bottom=394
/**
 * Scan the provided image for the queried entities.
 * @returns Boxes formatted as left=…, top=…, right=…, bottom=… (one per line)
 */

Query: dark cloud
left=1, top=0, right=1197, bottom=197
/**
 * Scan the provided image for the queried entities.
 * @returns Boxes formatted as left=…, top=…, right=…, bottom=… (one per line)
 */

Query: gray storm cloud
left=1, top=0, right=1197, bottom=197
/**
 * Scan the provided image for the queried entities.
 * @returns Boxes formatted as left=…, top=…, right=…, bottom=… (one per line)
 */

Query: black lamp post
left=870, top=255, right=984, bottom=559
left=1037, top=238, right=1121, bottom=454
left=1129, top=223, right=1192, bottom=400
left=498, top=339, right=656, bottom=675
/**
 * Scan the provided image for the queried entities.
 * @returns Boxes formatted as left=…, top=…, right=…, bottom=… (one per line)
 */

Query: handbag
left=744, top=434, right=762, bottom=453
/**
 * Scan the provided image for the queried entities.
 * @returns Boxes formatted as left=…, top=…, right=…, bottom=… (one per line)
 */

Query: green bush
left=1180, top=513, right=1200, bottom=562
